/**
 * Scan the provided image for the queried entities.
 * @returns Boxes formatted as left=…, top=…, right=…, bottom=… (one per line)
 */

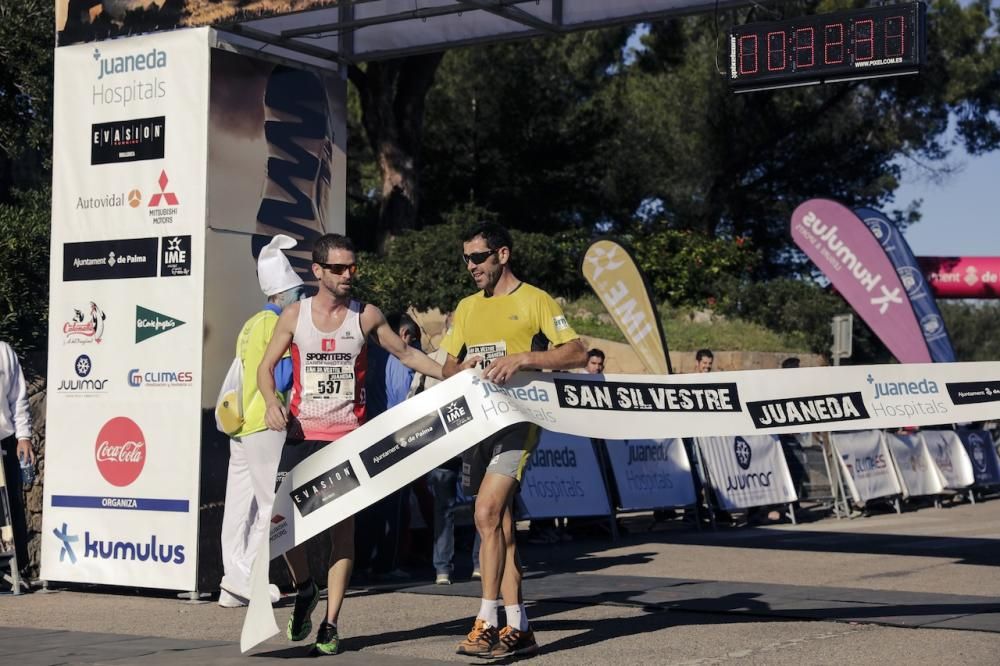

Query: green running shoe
left=287, top=581, right=319, bottom=642
left=315, top=621, right=340, bottom=655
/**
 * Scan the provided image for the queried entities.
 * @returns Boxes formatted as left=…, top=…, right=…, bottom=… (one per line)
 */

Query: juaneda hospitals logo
left=867, top=373, right=947, bottom=418
left=91, top=47, right=167, bottom=109
left=95, top=417, right=146, bottom=487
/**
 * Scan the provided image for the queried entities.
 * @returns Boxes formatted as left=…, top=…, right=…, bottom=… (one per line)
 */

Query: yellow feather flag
left=582, top=239, right=673, bottom=375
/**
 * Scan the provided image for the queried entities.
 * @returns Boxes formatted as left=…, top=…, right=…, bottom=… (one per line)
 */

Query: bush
left=0, top=188, right=50, bottom=354
left=352, top=204, right=592, bottom=313
left=622, top=227, right=760, bottom=308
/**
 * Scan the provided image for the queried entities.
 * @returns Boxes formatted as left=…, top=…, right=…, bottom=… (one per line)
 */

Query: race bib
left=468, top=341, right=507, bottom=369
left=303, top=364, right=355, bottom=401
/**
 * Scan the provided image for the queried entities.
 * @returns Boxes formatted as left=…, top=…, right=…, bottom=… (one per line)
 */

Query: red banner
left=919, top=257, right=1000, bottom=299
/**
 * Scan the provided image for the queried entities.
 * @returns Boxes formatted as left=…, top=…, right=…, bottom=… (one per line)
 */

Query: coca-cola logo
left=95, top=417, right=146, bottom=487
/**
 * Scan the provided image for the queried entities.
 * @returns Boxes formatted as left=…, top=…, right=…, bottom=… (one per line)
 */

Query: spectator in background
left=0, top=339, right=34, bottom=577
left=420, top=314, right=482, bottom=584
left=356, top=312, right=421, bottom=582
left=695, top=349, right=714, bottom=372
left=585, top=348, right=605, bottom=374
left=218, top=234, right=304, bottom=608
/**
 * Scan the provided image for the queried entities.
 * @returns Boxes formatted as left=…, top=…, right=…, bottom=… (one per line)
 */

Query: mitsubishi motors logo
left=148, top=170, right=179, bottom=225
left=148, top=170, right=178, bottom=207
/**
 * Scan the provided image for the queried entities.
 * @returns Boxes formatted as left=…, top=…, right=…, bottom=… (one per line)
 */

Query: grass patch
left=565, top=296, right=812, bottom=353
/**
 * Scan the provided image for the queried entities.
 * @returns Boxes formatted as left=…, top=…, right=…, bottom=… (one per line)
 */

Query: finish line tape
left=241, top=362, right=1000, bottom=650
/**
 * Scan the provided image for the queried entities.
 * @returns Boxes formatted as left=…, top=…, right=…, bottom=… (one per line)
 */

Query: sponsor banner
left=791, top=199, right=931, bottom=363
left=920, top=430, right=975, bottom=490
left=241, top=362, right=1000, bottom=650
left=605, top=438, right=696, bottom=510
left=918, top=256, right=1000, bottom=300
left=41, top=403, right=200, bottom=590
left=747, top=392, right=868, bottom=429
left=856, top=208, right=956, bottom=362
left=582, top=239, right=672, bottom=374
left=830, top=431, right=902, bottom=504
left=884, top=433, right=946, bottom=498
left=946, top=380, right=1000, bottom=405
left=957, top=430, right=1000, bottom=487
left=91, top=115, right=165, bottom=165
left=857, top=210, right=952, bottom=354
left=63, top=237, right=159, bottom=281
left=44, top=29, right=211, bottom=592
left=517, top=432, right=612, bottom=519
left=135, top=305, right=186, bottom=343
left=696, top=435, right=797, bottom=510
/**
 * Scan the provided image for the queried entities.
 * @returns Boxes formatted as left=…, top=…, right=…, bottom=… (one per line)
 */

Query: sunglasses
left=317, top=262, right=358, bottom=275
left=462, top=249, right=498, bottom=265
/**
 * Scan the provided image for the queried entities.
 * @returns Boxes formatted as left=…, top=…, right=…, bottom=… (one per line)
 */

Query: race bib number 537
left=304, top=365, right=355, bottom=400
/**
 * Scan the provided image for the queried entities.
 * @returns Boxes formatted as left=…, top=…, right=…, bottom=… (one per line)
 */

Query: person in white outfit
left=0, top=339, right=34, bottom=572
left=218, top=235, right=305, bottom=608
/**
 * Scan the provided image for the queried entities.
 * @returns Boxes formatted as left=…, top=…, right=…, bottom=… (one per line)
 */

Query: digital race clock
left=728, top=2, right=926, bottom=92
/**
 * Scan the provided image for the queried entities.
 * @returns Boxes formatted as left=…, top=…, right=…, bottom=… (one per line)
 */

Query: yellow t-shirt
left=234, top=309, right=289, bottom=438
left=443, top=282, right=579, bottom=365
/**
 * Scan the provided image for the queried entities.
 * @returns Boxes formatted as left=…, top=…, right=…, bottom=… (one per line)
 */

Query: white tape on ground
left=241, top=363, right=1000, bottom=651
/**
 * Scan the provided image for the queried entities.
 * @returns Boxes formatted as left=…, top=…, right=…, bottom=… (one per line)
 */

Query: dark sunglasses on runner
left=462, top=249, right=498, bottom=265
left=317, top=262, right=358, bottom=275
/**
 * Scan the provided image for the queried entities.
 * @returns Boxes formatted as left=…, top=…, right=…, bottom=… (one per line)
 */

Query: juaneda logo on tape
left=747, top=392, right=869, bottom=429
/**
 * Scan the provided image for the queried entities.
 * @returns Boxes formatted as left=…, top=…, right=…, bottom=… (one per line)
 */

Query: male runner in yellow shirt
left=443, top=222, right=587, bottom=658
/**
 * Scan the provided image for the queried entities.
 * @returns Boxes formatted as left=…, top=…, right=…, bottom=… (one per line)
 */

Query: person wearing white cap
left=218, top=234, right=305, bottom=608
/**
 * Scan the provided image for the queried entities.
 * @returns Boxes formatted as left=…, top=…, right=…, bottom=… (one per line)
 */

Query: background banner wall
left=855, top=207, right=956, bottom=362
left=605, top=438, right=695, bottom=510
left=957, top=430, right=1000, bottom=487
left=518, top=431, right=611, bottom=519
left=831, top=431, right=902, bottom=503
left=791, top=199, right=931, bottom=363
left=696, top=435, right=797, bottom=510
left=884, top=433, right=946, bottom=498
left=42, top=28, right=211, bottom=590
left=921, top=430, right=975, bottom=489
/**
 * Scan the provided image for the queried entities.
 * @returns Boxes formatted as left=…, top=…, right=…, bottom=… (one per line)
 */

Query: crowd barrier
left=515, top=428, right=1000, bottom=525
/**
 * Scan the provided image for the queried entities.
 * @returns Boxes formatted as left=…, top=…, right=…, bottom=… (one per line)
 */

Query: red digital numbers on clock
left=825, top=23, right=845, bottom=65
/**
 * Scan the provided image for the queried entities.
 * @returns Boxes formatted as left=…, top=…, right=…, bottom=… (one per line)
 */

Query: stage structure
left=44, top=0, right=948, bottom=594
left=45, top=0, right=766, bottom=594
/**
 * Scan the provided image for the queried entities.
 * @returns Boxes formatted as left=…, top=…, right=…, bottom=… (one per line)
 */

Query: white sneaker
left=435, top=573, right=451, bottom=585
left=218, top=589, right=246, bottom=608
left=219, top=584, right=282, bottom=607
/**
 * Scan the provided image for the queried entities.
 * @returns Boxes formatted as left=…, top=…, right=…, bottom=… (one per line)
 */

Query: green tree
left=599, top=0, right=1000, bottom=274
left=0, top=0, right=54, bottom=198
left=0, top=189, right=51, bottom=352
left=419, top=29, right=629, bottom=233
left=938, top=301, right=1000, bottom=361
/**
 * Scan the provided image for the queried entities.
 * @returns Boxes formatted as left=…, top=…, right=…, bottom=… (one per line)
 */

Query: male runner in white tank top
left=257, top=233, right=478, bottom=655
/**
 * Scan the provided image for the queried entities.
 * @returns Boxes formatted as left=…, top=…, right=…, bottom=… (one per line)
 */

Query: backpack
left=215, top=357, right=244, bottom=435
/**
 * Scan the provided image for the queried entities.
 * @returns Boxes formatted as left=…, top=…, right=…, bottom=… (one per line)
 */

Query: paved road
left=4, top=499, right=1000, bottom=664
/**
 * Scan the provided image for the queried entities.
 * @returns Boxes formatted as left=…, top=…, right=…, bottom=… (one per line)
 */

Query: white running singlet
left=289, top=298, right=368, bottom=440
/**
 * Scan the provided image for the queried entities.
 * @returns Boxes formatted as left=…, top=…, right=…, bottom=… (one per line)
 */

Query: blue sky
left=893, top=147, right=1000, bottom=257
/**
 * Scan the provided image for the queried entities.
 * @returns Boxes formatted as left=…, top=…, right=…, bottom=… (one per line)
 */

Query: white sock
left=478, top=598, right=499, bottom=627
left=505, top=604, right=529, bottom=631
